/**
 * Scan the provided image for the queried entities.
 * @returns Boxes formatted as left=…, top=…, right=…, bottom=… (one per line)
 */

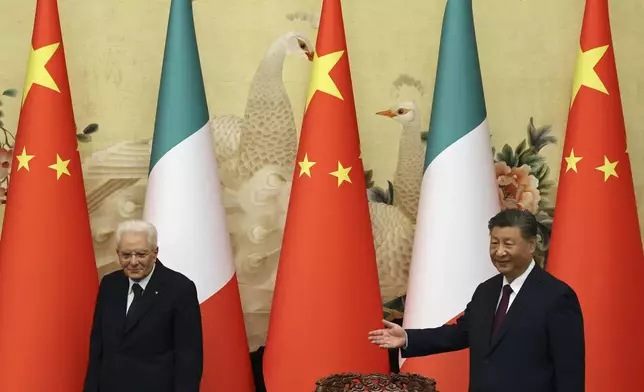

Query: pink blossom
left=495, top=162, right=541, bottom=213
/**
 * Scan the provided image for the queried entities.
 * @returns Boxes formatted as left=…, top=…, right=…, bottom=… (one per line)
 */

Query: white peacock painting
left=81, top=14, right=426, bottom=351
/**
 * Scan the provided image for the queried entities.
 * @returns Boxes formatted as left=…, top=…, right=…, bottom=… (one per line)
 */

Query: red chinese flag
left=546, top=1, right=644, bottom=391
left=0, top=1, right=98, bottom=390
left=262, top=0, right=390, bottom=389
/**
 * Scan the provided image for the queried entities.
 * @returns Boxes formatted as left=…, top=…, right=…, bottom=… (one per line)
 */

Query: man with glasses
left=83, top=219, right=203, bottom=392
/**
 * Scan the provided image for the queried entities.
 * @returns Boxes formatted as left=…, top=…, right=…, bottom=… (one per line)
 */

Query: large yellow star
left=596, top=156, right=618, bottom=181
left=305, top=50, right=344, bottom=110
left=15, top=146, right=35, bottom=171
left=298, top=153, right=316, bottom=177
left=48, top=154, right=71, bottom=179
left=564, top=148, right=582, bottom=173
left=570, top=44, right=609, bottom=107
left=22, top=42, right=61, bottom=105
left=329, top=161, right=352, bottom=187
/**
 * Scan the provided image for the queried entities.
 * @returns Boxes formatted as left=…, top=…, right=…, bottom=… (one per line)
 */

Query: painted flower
left=495, top=162, right=541, bottom=213
left=0, top=148, right=12, bottom=180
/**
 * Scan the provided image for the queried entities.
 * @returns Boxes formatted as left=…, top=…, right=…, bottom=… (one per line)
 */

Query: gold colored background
left=1, top=0, right=643, bottom=349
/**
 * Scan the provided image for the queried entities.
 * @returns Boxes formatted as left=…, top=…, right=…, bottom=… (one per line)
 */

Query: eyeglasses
left=117, top=250, right=152, bottom=261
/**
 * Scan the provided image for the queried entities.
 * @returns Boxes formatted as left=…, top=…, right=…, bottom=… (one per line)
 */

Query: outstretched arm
left=402, top=304, right=471, bottom=358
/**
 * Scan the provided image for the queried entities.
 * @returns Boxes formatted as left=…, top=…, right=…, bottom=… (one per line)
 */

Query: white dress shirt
left=126, top=263, right=155, bottom=314
left=496, top=260, right=535, bottom=312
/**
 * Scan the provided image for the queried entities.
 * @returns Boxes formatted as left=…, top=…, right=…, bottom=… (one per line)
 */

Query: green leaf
left=364, top=169, right=374, bottom=189
left=82, top=123, right=99, bottom=134
left=539, top=179, right=555, bottom=190
left=537, top=199, right=551, bottom=211
left=540, top=206, right=555, bottom=216
left=2, top=89, right=18, bottom=97
left=387, top=180, right=395, bottom=205
left=76, top=134, right=92, bottom=143
left=420, top=131, right=428, bottom=141
left=516, top=147, right=534, bottom=161
left=537, top=164, right=550, bottom=180
left=367, top=187, right=390, bottom=204
left=519, top=153, right=544, bottom=167
left=527, top=117, right=557, bottom=152
left=497, top=144, right=516, bottom=166
left=527, top=117, right=536, bottom=135
left=514, top=139, right=527, bottom=156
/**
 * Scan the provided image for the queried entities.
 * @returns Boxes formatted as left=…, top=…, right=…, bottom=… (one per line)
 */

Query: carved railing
left=314, top=372, right=437, bottom=392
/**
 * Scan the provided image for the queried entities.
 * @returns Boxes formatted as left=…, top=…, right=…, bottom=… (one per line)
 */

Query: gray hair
left=115, top=219, right=158, bottom=248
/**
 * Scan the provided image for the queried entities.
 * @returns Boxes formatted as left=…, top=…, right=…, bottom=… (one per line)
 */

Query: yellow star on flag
left=22, top=42, right=61, bottom=105
left=48, top=154, right=71, bottom=179
left=305, top=50, right=344, bottom=110
left=596, top=156, right=618, bottom=181
left=570, top=44, right=609, bottom=107
left=15, top=147, right=35, bottom=171
left=298, top=153, right=316, bottom=177
left=564, top=148, right=583, bottom=173
left=329, top=161, right=352, bottom=187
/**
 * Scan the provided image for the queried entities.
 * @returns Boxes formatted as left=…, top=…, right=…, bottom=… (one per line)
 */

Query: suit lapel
left=122, top=261, right=164, bottom=337
left=479, top=275, right=503, bottom=354
left=487, top=265, right=542, bottom=354
left=106, top=274, right=129, bottom=337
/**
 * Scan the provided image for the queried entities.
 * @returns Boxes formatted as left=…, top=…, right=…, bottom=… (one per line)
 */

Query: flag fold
left=0, top=0, right=98, bottom=390
left=400, top=0, right=500, bottom=390
left=546, top=1, right=644, bottom=391
left=142, top=0, right=254, bottom=390
left=263, top=0, right=390, bottom=390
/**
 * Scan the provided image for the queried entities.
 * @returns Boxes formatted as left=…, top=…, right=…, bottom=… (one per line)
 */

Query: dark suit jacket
left=403, top=264, right=584, bottom=392
left=83, top=260, right=203, bottom=392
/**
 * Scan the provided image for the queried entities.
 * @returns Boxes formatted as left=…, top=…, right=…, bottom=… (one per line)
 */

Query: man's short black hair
left=488, top=208, right=538, bottom=240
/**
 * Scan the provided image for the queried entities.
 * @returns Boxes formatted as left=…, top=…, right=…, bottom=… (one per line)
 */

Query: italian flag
left=142, top=0, right=254, bottom=390
left=400, top=0, right=500, bottom=390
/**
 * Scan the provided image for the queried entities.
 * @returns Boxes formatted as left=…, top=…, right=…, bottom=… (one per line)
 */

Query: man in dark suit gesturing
left=368, top=209, right=585, bottom=392
left=83, top=219, right=203, bottom=392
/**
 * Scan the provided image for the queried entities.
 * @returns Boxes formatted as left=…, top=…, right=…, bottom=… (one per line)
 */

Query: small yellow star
left=329, top=161, right=352, bottom=187
left=48, top=154, right=71, bottom=179
left=22, top=42, right=61, bottom=105
left=571, top=44, right=609, bottom=107
left=298, top=153, right=316, bottom=177
left=564, top=148, right=583, bottom=173
left=305, top=50, right=344, bottom=110
left=15, top=147, right=35, bottom=171
left=596, top=156, right=618, bottom=181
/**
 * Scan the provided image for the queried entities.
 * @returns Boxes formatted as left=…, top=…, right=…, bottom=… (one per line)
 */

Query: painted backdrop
left=1, top=0, right=644, bottom=350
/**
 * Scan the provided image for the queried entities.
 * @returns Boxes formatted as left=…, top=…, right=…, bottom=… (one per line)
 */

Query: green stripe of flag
left=424, top=0, right=487, bottom=169
left=149, top=0, right=209, bottom=171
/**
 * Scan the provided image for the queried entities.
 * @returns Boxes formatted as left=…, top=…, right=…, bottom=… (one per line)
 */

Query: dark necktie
left=492, top=284, right=513, bottom=337
left=128, top=283, right=143, bottom=316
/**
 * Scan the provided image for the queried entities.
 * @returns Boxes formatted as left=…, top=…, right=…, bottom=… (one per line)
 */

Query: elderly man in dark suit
left=368, top=209, right=585, bottom=392
left=83, top=219, right=203, bottom=392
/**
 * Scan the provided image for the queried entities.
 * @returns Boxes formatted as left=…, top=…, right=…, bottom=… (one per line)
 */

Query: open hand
left=368, top=319, right=407, bottom=349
